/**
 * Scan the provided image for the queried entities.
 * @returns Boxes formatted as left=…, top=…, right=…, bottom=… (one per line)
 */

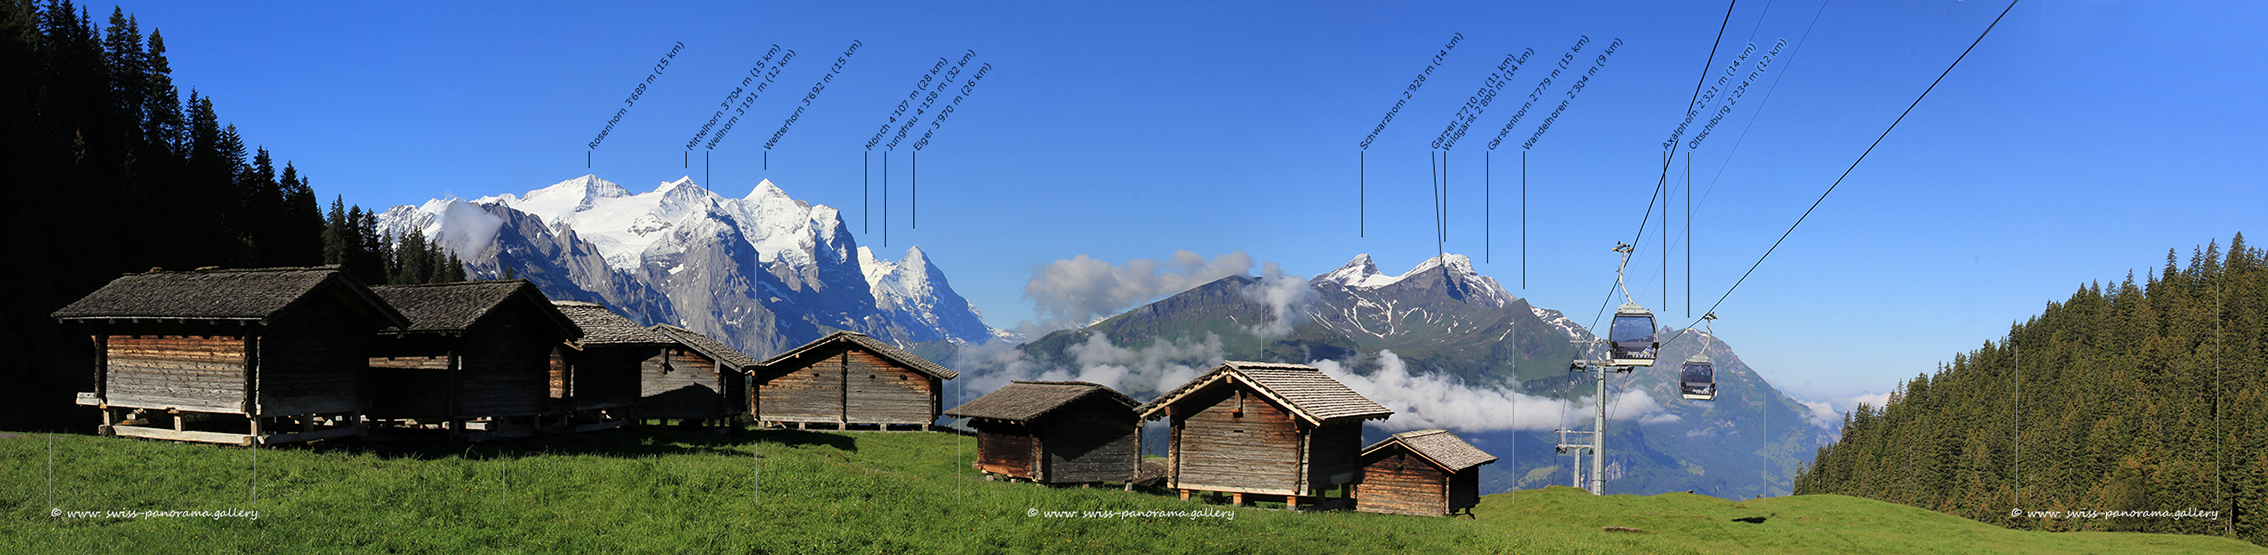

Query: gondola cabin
left=750, top=331, right=958, bottom=430
left=1680, top=354, right=1717, bottom=401
left=1608, top=302, right=1659, bottom=367
left=643, top=324, right=758, bottom=425
left=1355, top=428, right=1498, bottom=516
left=1136, top=361, right=1393, bottom=508
left=54, top=267, right=408, bottom=445
left=550, top=301, right=670, bottom=431
left=364, top=280, right=581, bottom=440
left=946, top=381, right=1140, bottom=485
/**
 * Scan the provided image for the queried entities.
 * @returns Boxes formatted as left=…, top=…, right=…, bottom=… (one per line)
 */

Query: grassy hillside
left=1, top=430, right=2257, bottom=554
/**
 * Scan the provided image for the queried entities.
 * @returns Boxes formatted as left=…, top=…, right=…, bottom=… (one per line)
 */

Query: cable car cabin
left=1608, top=302, right=1658, bottom=367
left=1680, top=355, right=1717, bottom=401
left=54, top=266, right=409, bottom=446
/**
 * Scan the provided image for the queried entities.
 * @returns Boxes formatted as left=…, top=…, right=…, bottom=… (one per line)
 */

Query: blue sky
left=111, top=1, right=2268, bottom=406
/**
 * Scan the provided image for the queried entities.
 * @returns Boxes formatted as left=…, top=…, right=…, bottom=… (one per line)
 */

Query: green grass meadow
left=0, top=430, right=2257, bottom=554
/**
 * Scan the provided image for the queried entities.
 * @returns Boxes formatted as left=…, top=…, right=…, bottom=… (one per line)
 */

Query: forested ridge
left=1793, top=234, right=2267, bottom=546
left=0, top=1, right=463, bottom=432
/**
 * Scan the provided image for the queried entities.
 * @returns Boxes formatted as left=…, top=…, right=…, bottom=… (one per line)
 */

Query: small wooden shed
left=54, top=266, right=408, bottom=445
left=365, top=280, right=581, bottom=439
left=945, top=381, right=1139, bottom=485
left=1355, top=428, right=1498, bottom=516
left=1136, top=361, right=1392, bottom=508
left=549, top=301, right=669, bottom=430
left=643, top=324, right=758, bottom=424
left=750, top=331, right=958, bottom=430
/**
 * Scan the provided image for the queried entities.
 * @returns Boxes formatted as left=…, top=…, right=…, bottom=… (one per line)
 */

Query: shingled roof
left=1135, top=361, right=1392, bottom=425
left=1362, top=428, right=1498, bottom=472
left=945, top=381, right=1136, bottom=423
left=552, top=301, right=669, bottom=346
left=649, top=324, right=761, bottom=371
left=52, top=266, right=407, bottom=327
left=756, top=331, right=958, bottom=380
left=371, top=280, right=578, bottom=337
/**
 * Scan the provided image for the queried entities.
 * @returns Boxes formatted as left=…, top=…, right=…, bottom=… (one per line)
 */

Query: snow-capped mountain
left=377, top=175, right=997, bottom=357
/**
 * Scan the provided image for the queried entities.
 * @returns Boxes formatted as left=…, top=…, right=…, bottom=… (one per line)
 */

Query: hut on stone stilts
left=549, top=301, right=670, bottom=431
left=1354, top=428, right=1497, bottom=516
left=363, top=280, right=582, bottom=441
left=749, top=331, right=957, bottom=430
left=55, top=266, right=408, bottom=446
left=643, top=324, right=758, bottom=426
left=945, top=381, right=1139, bottom=485
left=1136, top=361, right=1391, bottom=509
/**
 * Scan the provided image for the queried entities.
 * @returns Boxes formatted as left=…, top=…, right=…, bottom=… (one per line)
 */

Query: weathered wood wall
left=454, top=302, right=556, bottom=417
left=1036, top=396, right=1139, bottom=484
left=256, top=299, right=372, bottom=416
left=1170, top=385, right=1302, bottom=495
left=102, top=334, right=250, bottom=414
left=1305, top=422, right=1364, bottom=492
left=756, top=352, right=844, bottom=423
left=368, top=354, right=453, bottom=419
left=1449, top=467, right=1480, bottom=512
left=975, top=423, right=1037, bottom=479
left=557, top=346, right=648, bottom=410
left=843, top=350, right=934, bottom=425
left=1356, top=450, right=1451, bottom=516
left=638, top=348, right=739, bottom=420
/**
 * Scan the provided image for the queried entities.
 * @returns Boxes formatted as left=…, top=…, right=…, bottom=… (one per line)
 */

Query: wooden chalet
left=945, top=381, right=1139, bottom=485
left=750, top=331, right=958, bottom=430
left=550, top=301, right=670, bottom=431
left=364, top=280, right=581, bottom=440
left=642, top=324, right=758, bottom=424
left=1355, top=428, right=1498, bottom=516
left=54, top=266, right=408, bottom=445
left=1136, top=361, right=1392, bottom=508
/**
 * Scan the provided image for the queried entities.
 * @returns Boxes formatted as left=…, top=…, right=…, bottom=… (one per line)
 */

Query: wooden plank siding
left=1170, top=386, right=1304, bottom=496
left=100, top=335, right=250, bottom=414
left=255, top=298, right=373, bottom=416
left=976, top=424, right=1038, bottom=479
left=843, top=350, right=935, bottom=425
left=756, top=351, right=846, bottom=423
left=556, top=346, right=648, bottom=411
left=1356, top=450, right=1451, bottom=516
left=637, top=347, right=745, bottom=420
left=1035, top=396, right=1140, bottom=484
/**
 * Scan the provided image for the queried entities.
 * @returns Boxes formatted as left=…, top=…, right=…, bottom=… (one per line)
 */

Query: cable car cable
left=1654, top=0, right=2019, bottom=350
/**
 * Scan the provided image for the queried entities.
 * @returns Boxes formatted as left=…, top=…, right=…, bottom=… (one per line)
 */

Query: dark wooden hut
left=54, top=266, right=408, bottom=445
left=643, top=324, right=758, bottom=424
left=364, top=280, right=581, bottom=440
left=945, top=381, right=1139, bottom=485
left=1135, top=361, right=1392, bottom=508
left=750, top=331, right=958, bottom=430
left=1355, top=428, right=1498, bottom=516
left=549, top=301, right=670, bottom=431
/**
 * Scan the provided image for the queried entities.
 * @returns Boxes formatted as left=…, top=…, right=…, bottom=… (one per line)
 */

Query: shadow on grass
left=272, top=426, right=863, bottom=461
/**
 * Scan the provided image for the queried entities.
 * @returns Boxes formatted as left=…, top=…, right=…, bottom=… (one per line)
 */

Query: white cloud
left=1021, top=250, right=1253, bottom=330
left=947, top=332, right=1226, bottom=403
left=1238, top=262, right=1319, bottom=339
left=1848, top=392, right=1891, bottom=410
left=1312, top=350, right=1677, bottom=433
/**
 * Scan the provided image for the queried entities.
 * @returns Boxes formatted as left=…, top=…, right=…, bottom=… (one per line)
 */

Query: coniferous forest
left=1793, top=235, right=2268, bottom=546
left=0, top=1, right=463, bottom=432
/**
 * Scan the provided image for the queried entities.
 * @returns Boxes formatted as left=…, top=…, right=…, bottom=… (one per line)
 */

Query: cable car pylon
left=1559, top=242, right=1680, bottom=495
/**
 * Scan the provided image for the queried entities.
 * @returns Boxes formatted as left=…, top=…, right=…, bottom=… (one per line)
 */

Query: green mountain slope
left=2, top=430, right=2255, bottom=554
left=1795, top=235, right=2267, bottom=547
